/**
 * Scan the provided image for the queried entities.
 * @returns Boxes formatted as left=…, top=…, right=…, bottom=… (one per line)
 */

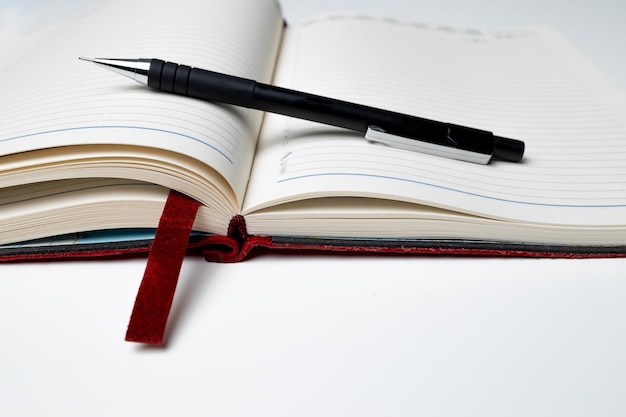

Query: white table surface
left=2, top=0, right=625, bottom=416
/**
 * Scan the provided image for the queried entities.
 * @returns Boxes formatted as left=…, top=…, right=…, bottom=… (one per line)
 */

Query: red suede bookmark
left=125, top=190, right=200, bottom=344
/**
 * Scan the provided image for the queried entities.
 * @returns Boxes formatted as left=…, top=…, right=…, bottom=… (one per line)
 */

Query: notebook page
left=244, top=15, right=626, bottom=227
left=0, top=0, right=283, bottom=210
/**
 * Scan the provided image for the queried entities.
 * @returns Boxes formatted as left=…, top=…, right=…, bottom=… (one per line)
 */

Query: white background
left=1, top=0, right=626, bottom=416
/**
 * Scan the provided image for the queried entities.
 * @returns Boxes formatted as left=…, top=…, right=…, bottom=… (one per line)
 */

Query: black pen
left=79, top=57, right=524, bottom=164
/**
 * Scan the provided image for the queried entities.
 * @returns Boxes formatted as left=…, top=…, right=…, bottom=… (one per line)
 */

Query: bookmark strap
left=125, top=190, right=200, bottom=345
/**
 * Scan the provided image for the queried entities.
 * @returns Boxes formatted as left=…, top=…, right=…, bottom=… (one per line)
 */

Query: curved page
left=245, top=15, right=626, bottom=232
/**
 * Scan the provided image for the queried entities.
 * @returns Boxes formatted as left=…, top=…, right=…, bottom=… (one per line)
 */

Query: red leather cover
left=4, top=190, right=626, bottom=344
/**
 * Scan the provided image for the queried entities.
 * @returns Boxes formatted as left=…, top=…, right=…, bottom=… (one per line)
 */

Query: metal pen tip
left=79, top=57, right=151, bottom=86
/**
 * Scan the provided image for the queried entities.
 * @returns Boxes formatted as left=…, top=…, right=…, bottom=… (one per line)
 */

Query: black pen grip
left=148, top=59, right=257, bottom=104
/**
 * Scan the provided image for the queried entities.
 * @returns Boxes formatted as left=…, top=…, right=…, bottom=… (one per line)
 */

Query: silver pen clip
left=365, top=126, right=493, bottom=164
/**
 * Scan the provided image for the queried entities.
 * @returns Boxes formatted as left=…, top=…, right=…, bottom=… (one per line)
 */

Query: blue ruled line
left=0, top=125, right=234, bottom=164
left=278, top=172, right=626, bottom=209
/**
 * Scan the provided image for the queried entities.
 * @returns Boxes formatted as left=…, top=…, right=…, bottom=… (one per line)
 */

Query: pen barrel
left=251, top=84, right=495, bottom=156
left=252, top=86, right=524, bottom=161
left=149, top=59, right=523, bottom=161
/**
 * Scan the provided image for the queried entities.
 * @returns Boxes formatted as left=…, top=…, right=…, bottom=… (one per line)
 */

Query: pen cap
left=493, top=136, right=525, bottom=162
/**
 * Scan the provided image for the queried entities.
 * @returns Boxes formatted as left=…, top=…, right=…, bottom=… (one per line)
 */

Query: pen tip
left=78, top=56, right=95, bottom=62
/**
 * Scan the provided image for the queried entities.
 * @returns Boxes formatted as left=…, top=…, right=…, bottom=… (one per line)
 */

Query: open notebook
left=1, top=0, right=626, bottom=261
left=3, top=0, right=626, bottom=344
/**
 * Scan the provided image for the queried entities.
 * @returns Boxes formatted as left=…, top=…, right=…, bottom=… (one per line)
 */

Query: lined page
left=244, top=15, right=626, bottom=227
left=0, top=0, right=283, bottom=210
